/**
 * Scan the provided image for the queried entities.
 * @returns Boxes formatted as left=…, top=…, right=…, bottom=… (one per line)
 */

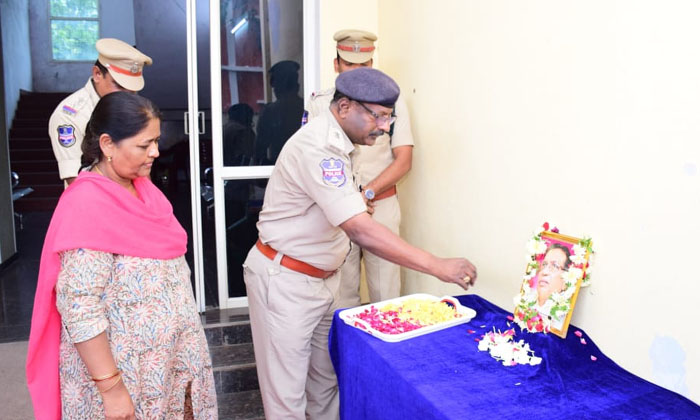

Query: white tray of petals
left=339, top=293, right=477, bottom=342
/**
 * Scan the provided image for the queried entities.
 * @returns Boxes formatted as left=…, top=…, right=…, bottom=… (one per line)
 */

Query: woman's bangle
left=92, top=369, right=120, bottom=382
left=98, top=374, right=122, bottom=394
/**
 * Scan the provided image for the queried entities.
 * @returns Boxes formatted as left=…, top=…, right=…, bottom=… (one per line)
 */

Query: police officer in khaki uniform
left=48, top=38, right=152, bottom=186
left=306, top=29, right=414, bottom=308
left=244, top=68, right=477, bottom=420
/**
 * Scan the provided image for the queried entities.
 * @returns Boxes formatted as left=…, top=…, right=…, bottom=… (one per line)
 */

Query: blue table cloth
left=329, top=294, right=700, bottom=420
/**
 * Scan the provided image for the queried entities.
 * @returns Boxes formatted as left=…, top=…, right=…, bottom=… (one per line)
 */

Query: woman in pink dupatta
left=26, top=92, right=217, bottom=419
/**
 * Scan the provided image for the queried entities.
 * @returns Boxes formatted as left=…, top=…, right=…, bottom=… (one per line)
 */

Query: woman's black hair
left=81, top=92, right=161, bottom=167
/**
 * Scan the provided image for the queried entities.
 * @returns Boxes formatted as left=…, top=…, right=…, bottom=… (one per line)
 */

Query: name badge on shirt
left=58, top=125, right=76, bottom=147
left=62, top=105, right=77, bottom=115
left=320, top=158, right=347, bottom=187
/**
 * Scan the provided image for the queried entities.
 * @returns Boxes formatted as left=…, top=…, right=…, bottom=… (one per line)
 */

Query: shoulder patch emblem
left=62, top=105, right=77, bottom=115
left=58, top=125, right=76, bottom=147
left=300, top=110, right=309, bottom=127
left=320, top=158, right=347, bottom=187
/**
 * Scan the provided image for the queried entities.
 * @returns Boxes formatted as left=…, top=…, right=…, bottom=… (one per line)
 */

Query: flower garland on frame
left=512, top=222, right=594, bottom=334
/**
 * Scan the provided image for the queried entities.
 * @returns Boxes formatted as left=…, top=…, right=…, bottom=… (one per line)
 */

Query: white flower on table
left=478, top=329, right=542, bottom=367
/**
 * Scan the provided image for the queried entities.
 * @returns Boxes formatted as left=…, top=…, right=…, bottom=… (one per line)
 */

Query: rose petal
left=474, top=338, right=481, bottom=342
left=580, top=338, right=587, bottom=345
left=467, top=329, right=475, bottom=334
left=591, top=355, right=597, bottom=361
left=507, top=315, right=514, bottom=321
left=574, top=330, right=583, bottom=337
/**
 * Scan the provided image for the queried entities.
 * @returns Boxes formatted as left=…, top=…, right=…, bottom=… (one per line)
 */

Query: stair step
left=13, top=172, right=61, bottom=185
left=217, top=389, right=265, bottom=420
left=12, top=118, right=49, bottom=129
left=10, top=127, right=49, bottom=138
left=10, top=149, right=55, bottom=160
left=214, top=363, right=259, bottom=394
left=9, top=138, right=52, bottom=150
left=204, top=320, right=253, bottom=347
left=18, top=92, right=69, bottom=106
left=13, top=196, right=59, bottom=212
left=11, top=160, right=58, bottom=172
left=14, top=108, right=56, bottom=119
left=21, top=184, right=64, bottom=197
left=210, top=342, right=255, bottom=368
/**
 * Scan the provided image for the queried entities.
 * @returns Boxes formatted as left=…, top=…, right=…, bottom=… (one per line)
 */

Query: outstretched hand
left=435, top=257, right=477, bottom=290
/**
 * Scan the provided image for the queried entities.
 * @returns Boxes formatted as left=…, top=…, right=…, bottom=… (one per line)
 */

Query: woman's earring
left=107, top=156, right=112, bottom=162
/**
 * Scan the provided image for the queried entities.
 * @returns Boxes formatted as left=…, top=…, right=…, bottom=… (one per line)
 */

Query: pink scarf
left=26, top=172, right=187, bottom=419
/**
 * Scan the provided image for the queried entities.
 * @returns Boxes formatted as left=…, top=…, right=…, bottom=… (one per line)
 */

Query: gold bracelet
left=92, top=369, right=120, bottom=382
left=98, top=374, right=122, bottom=394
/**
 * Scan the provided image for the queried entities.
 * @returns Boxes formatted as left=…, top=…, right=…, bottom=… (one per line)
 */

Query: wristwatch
left=363, top=188, right=375, bottom=201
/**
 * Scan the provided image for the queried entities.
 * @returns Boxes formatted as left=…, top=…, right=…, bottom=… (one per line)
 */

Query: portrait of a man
left=513, top=228, right=593, bottom=338
left=534, top=243, right=572, bottom=330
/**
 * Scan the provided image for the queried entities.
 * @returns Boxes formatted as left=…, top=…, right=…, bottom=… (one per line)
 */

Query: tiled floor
left=0, top=212, right=265, bottom=419
left=0, top=212, right=51, bottom=418
left=0, top=211, right=50, bottom=343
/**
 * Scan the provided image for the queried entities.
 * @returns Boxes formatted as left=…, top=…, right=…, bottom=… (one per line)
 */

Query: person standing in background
left=48, top=38, right=152, bottom=186
left=305, top=29, right=414, bottom=308
left=255, top=60, right=305, bottom=164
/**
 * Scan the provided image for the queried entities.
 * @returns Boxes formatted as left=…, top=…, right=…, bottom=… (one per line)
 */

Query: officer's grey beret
left=335, top=68, right=400, bottom=107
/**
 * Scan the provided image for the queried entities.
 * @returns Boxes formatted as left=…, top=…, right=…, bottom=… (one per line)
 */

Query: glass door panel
left=211, top=0, right=307, bottom=307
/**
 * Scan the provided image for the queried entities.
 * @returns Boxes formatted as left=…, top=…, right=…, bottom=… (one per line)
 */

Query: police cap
left=335, top=68, right=399, bottom=108
left=334, top=29, right=377, bottom=64
left=96, top=38, right=152, bottom=92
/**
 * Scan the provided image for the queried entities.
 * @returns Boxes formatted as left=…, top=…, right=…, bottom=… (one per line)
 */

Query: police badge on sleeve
left=320, top=158, right=347, bottom=187
left=57, top=125, right=76, bottom=147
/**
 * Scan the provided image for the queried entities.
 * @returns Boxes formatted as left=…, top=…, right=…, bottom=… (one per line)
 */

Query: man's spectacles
left=540, top=261, right=565, bottom=272
left=353, top=100, right=396, bottom=125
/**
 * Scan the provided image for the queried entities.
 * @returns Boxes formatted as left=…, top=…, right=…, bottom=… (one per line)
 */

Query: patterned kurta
left=55, top=248, right=217, bottom=419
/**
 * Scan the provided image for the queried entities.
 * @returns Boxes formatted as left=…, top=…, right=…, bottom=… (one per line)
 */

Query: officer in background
left=255, top=60, right=305, bottom=164
left=48, top=38, right=152, bottom=186
left=305, top=29, right=414, bottom=308
left=244, top=68, right=477, bottom=420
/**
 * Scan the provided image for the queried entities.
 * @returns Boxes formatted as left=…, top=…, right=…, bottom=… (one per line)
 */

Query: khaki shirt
left=305, top=88, right=414, bottom=188
left=257, top=109, right=366, bottom=271
left=48, top=78, right=100, bottom=180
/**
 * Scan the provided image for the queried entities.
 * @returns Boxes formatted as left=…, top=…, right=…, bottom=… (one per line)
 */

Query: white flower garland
left=512, top=223, right=594, bottom=333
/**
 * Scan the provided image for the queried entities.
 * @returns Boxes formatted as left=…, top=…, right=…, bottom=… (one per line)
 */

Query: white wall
left=318, top=0, right=378, bottom=90
left=1, top=0, right=32, bottom=127
left=30, top=0, right=136, bottom=92
left=0, top=0, right=32, bottom=263
left=324, top=0, right=700, bottom=404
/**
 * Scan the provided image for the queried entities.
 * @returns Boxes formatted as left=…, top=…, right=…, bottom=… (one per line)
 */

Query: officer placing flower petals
left=244, top=67, right=478, bottom=420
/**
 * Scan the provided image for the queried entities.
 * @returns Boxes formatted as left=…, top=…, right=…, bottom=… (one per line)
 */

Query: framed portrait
left=513, top=224, right=593, bottom=338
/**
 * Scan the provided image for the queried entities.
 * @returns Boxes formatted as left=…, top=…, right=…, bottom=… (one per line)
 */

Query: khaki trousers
left=337, top=195, right=402, bottom=308
left=243, top=246, right=340, bottom=420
